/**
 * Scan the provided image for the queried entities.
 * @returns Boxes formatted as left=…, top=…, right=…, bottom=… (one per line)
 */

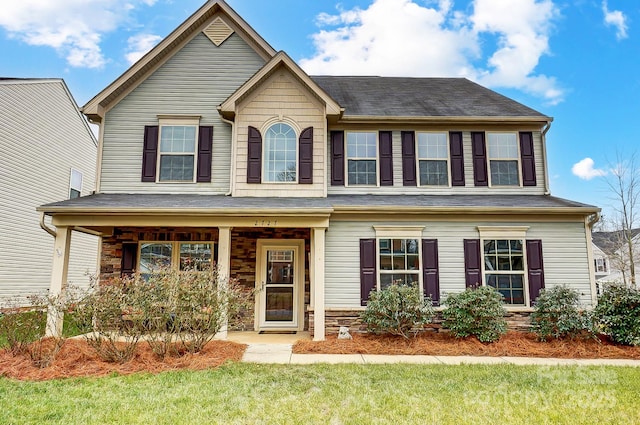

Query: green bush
left=442, top=286, right=507, bottom=343
left=361, top=283, right=434, bottom=339
left=594, top=283, right=640, bottom=346
left=529, top=286, right=595, bottom=341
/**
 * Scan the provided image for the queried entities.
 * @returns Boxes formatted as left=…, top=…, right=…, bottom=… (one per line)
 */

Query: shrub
left=442, top=286, right=507, bottom=343
left=361, top=283, right=434, bottom=339
left=529, top=286, right=596, bottom=341
left=594, top=283, right=640, bottom=346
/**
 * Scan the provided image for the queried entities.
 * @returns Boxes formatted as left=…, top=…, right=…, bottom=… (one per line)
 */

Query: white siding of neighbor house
left=100, top=32, right=265, bottom=194
left=327, top=129, right=547, bottom=195
left=325, top=218, right=592, bottom=308
left=234, top=68, right=326, bottom=197
left=0, top=80, right=98, bottom=303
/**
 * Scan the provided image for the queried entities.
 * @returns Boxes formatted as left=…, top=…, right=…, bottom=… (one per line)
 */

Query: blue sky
left=0, top=0, right=637, bottom=216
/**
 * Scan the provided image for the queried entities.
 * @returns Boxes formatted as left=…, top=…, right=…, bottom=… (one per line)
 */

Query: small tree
left=361, top=283, right=434, bottom=339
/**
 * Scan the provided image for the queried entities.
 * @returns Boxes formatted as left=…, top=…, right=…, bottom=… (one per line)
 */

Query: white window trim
left=374, top=226, right=424, bottom=290
left=261, top=121, right=299, bottom=184
left=137, top=240, right=216, bottom=274
left=486, top=132, right=522, bottom=188
left=416, top=131, right=451, bottom=187
left=345, top=131, right=379, bottom=187
left=69, top=168, right=83, bottom=199
left=477, top=226, right=530, bottom=306
left=156, top=116, right=201, bottom=183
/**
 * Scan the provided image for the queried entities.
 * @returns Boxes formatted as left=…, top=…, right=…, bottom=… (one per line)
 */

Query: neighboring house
left=592, top=229, right=640, bottom=285
left=38, top=1, right=600, bottom=340
left=0, top=78, right=98, bottom=304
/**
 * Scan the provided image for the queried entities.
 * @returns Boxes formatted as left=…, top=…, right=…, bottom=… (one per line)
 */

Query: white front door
left=256, top=240, right=304, bottom=331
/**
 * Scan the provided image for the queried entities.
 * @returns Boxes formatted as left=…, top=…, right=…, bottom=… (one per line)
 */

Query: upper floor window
left=346, top=132, right=377, bottom=185
left=594, top=257, right=608, bottom=273
left=158, top=124, right=197, bottom=182
left=264, top=123, right=297, bottom=182
left=487, top=133, right=520, bottom=186
left=69, top=168, right=83, bottom=199
left=417, top=132, right=449, bottom=186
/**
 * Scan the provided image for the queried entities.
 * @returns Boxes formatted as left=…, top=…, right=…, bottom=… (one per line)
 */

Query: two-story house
left=38, top=0, right=600, bottom=340
left=0, top=78, right=98, bottom=305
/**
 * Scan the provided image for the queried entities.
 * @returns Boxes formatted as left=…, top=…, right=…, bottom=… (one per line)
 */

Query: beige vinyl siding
left=234, top=69, right=326, bottom=197
left=327, top=130, right=547, bottom=195
left=325, top=218, right=592, bottom=308
left=100, top=33, right=265, bottom=194
left=0, top=80, right=98, bottom=303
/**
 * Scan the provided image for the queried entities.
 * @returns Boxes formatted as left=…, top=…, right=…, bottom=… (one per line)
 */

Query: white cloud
left=572, top=158, right=607, bottom=180
left=125, top=33, right=163, bottom=65
left=0, top=0, right=156, bottom=69
left=300, top=0, right=564, bottom=104
left=602, top=1, right=628, bottom=40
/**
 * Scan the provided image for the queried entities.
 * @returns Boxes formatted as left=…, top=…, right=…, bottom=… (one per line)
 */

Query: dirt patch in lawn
left=0, top=338, right=246, bottom=381
left=294, top=331, right=640, bottom=359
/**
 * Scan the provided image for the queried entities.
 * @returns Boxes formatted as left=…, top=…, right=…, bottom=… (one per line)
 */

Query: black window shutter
left=519, top=132, right=537, bottom=186
left=298, top=127, right=313, bottom=184
left=379, top=131, right=393, bottom=186
left=471, top=132, right=488, bottom=186
left=360, top=238, right=377, bottom=306
left=196, top=126, right=213, bottom=183
left=526, top=240, right=545, bottom=306
left=121, top=243, right=138, bottom=277
left=401, top=131, right=417, bottom=186
left=449, top=131, right=465, bottom=186
left=247, top=126, right=262, bottom=184
left=331, top=131, right=345, bottom=186
left=422, top=239, right=440, bottom=306
left=463, top=239, right=482, bottom=288
left=141, top=125, right=159, bottom=182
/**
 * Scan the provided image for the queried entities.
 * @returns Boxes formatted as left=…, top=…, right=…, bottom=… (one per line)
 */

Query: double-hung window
left=346, top=132, right=377, bottom=185
left=379, top=238, right=420, bottom=289
left=594, top=258, right=608, bottom=273
left=417, top=132, right=449, bottom=186
left=264, top=123, right=297, bottom=182
left=158, top=118, right=198, bottom=182
left=487, top=133, right=520, bottom=186
left=139, top=242, right=214, bottom=279
left=69, top=168, right=83, bottom=199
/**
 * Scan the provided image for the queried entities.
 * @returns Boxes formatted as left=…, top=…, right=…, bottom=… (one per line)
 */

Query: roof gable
left=82, top=0, right=276, bottom=122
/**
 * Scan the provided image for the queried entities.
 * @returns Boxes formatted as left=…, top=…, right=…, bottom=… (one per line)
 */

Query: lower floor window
left=379, top=238, right=420, bottom=289
left=483, top=239, right=525, bottom=305
left=139, top=242, right=214, bottom=278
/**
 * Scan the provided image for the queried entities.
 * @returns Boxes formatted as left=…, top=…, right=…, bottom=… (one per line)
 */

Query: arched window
left=264, top=123, right=297, bottom=182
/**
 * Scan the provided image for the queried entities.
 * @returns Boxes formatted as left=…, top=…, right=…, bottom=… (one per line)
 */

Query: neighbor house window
left=69, top=168, right=83, bottom=199
left=158, top=121, right=198, bottom=182
left=346, top=132, right=377, bottom=185
left=264, top=123, right=297, bottom=182
left=594, top=258, right=608, bottom=273
left=379, top=238, right=420, bottom=289
left=417, top=132, right=449, bottom=186
left=139, top=242, right=214, bottom=279
left=483, top=239, right=525, bottom=305
left=487, top=133, right=520, bottom=186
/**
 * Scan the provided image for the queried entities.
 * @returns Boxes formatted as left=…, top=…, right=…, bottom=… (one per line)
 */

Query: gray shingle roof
left=40, top=193, right=596, bottom=213
left=311, top=76, right=548, bottom=118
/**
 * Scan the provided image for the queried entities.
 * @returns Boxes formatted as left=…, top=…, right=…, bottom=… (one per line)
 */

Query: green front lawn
left=0, top=363, right=638, bottom=424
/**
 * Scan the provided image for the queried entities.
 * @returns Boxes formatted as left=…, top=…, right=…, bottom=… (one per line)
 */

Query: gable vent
left=203, top=17, right=234, bottom=46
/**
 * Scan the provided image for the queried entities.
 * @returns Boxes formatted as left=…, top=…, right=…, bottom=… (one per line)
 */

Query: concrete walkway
left=241, top=343, right=640, bottom=367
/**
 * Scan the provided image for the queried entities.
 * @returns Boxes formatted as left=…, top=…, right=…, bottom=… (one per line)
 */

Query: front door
left=256, top=240, right=304, bottom=331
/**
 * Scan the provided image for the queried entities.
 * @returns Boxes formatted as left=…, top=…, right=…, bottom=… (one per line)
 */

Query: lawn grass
left=0, top=363, right=637, bottom=424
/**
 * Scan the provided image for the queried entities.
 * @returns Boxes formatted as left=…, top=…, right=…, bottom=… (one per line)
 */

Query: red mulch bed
left=0, top=338, right=246, bottom=381
left=294, top=331, right=640, bottom=359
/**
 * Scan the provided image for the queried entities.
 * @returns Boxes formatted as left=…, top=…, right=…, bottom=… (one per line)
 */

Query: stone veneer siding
left=310, top=310, right=534, bottom=337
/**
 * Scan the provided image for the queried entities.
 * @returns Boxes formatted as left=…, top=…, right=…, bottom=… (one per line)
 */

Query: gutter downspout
left=40, top=212, right=57, bottom=238
left=219, top=113, right=235, bottom=197
left=541, top=121, right=552, bottom=195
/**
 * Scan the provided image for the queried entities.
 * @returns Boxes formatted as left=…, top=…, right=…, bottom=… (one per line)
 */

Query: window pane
left=179, top=243, right=212, bottom=271
left=159, top=155, right=195, bottom=181
left=346, top=132, right=376, bottom=159
left=488, top=133, right=518, bottom=159
left=486, top=273, right=524, bottom=305
left=490, top=160, right=519, bottom=185
left=160, top=125, right=197, bottom=154
left=264, top=123, right=297, bottom=182
left=140, top=243, right=172, bottom=274
left=347, top=159, right=376, bottom=185
left=419, top=160, right=448, bottom=186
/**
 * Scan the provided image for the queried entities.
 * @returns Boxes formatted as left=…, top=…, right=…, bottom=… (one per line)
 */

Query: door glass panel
left=266, top=250, right=293, bottom=284
left=265, top=287, right=294, bottom=322
left=265, top=249, right=294, bottom=322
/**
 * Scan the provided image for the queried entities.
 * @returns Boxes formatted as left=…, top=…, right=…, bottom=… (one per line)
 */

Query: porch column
left=311, top=227, right=326, bottom=341
left=217, top=226, right=232, bottom=339
left=45, top=226, right=72, bottom=337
